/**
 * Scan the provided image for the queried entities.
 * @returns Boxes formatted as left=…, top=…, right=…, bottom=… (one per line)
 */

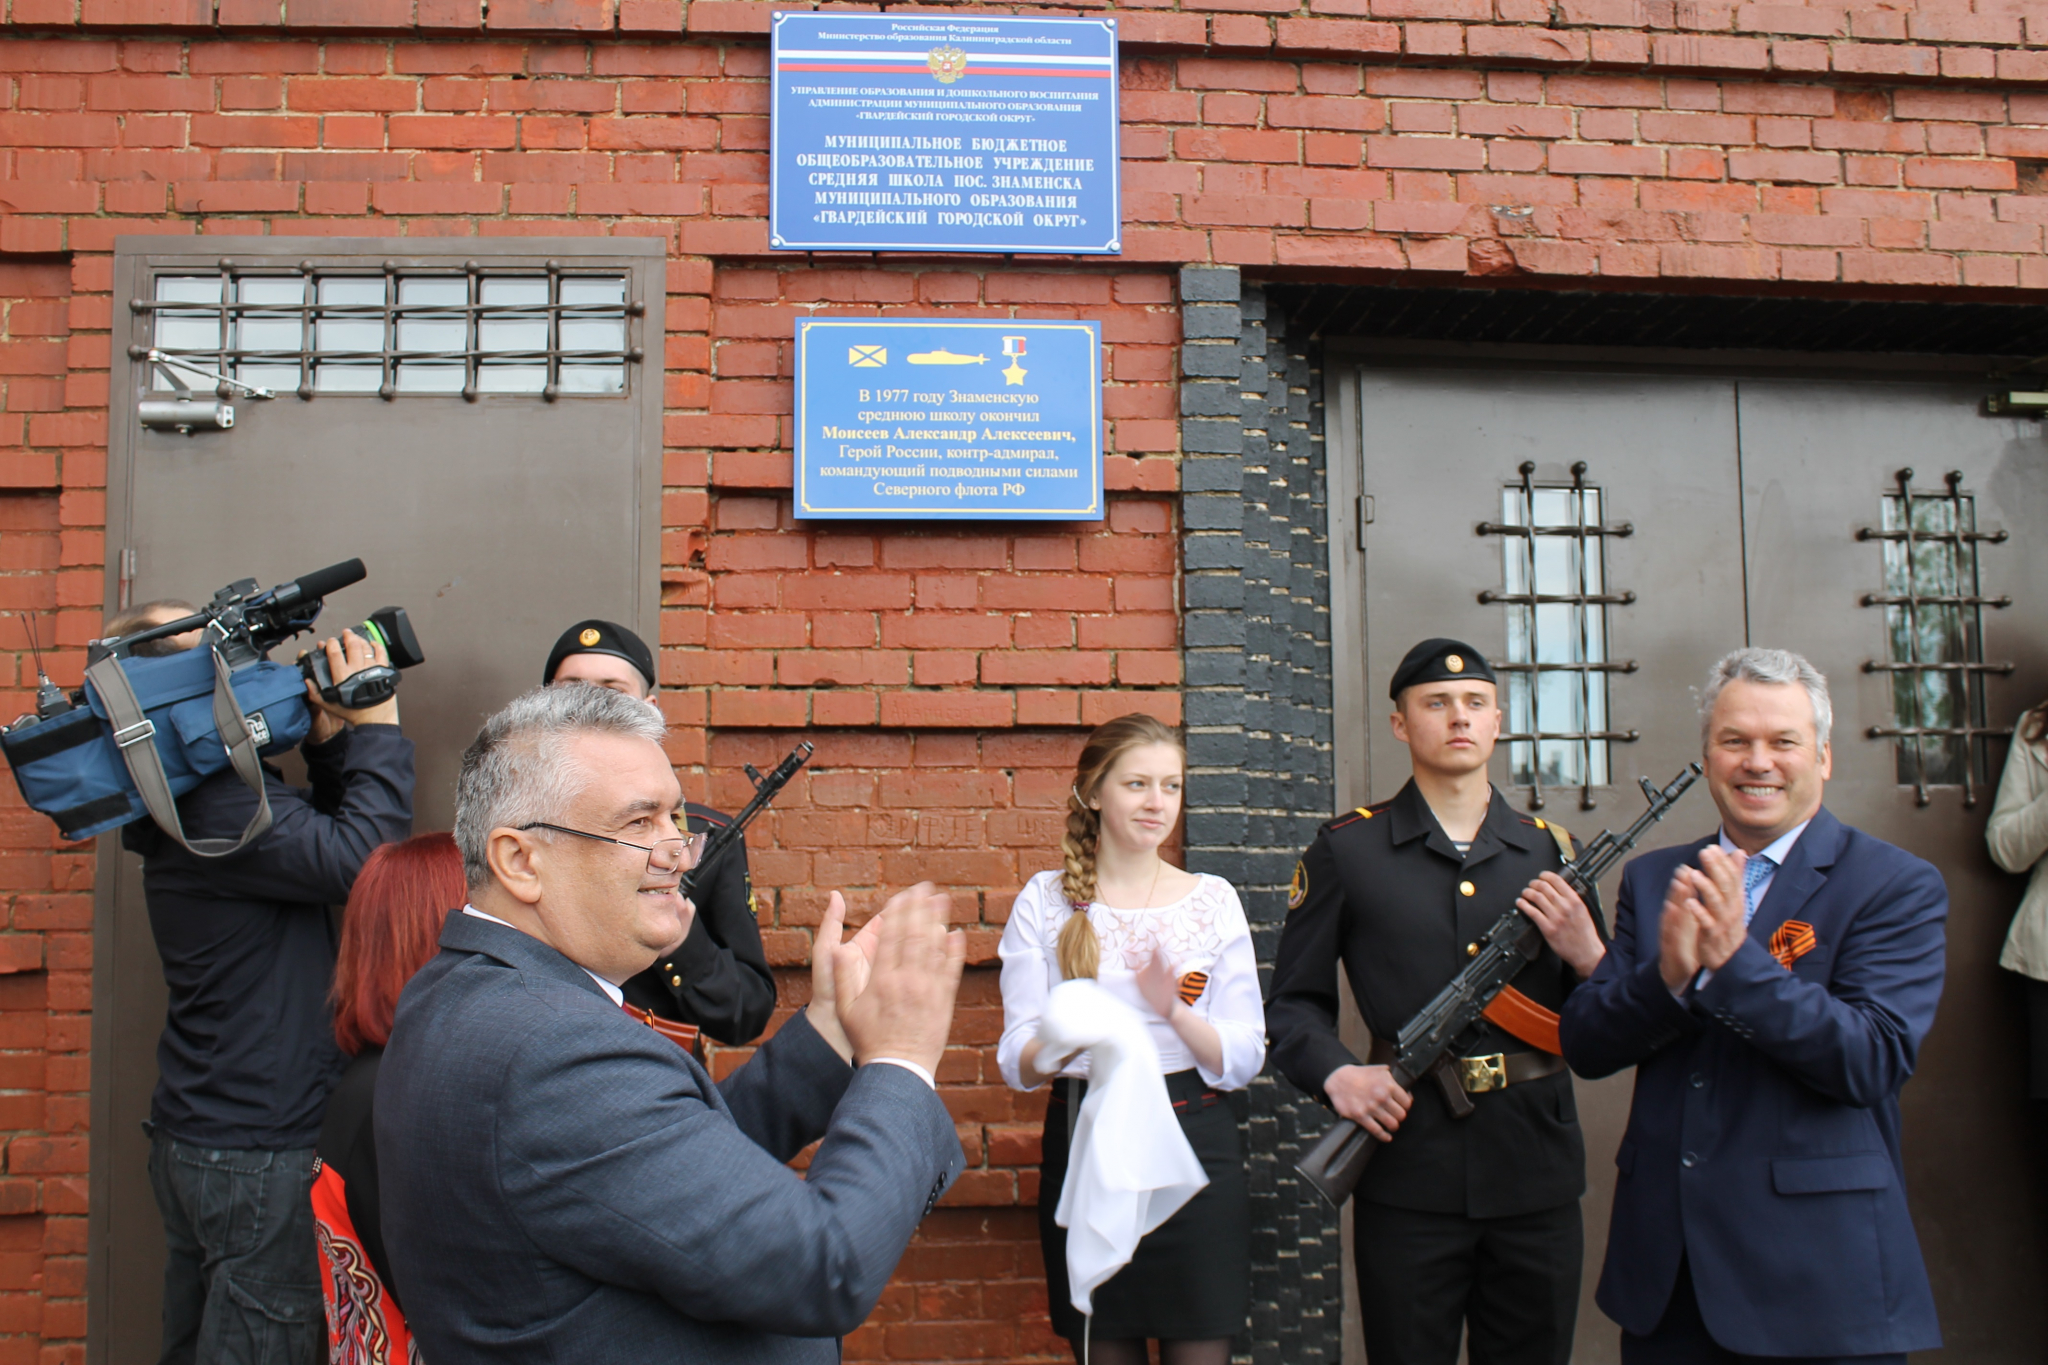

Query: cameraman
left=544, top=619, right=774, bottom=1045
left=108, top=600, right=415, bottom=1365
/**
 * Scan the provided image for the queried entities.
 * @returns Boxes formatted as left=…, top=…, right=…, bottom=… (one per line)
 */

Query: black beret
left=545, top=619, right=656, bottom=690
left=1389, top=637, right=1497, bottom=701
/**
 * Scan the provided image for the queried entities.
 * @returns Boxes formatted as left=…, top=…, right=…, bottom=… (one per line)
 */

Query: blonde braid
left=1057, top=786, right=1101, bottom=980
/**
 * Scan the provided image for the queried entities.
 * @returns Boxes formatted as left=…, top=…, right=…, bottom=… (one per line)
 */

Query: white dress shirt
left=464, top=904, right=623, bottom=1003
left=997, top=869, right=1267, bottom=1092
left=459, top=905, right=935, bottom=1088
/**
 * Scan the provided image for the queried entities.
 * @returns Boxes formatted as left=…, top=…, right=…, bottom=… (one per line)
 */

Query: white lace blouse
left=997, top=869, right=1267, bottom=1093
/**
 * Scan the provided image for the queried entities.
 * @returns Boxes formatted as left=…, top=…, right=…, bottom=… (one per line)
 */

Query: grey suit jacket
left=377, top=913, right=963, bottom=1364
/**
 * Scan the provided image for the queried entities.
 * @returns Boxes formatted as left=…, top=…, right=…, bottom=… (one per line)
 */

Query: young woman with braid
left=997, top=714, right=1266, bottom=1365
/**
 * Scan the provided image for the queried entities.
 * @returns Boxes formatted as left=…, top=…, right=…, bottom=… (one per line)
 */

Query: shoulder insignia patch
left=1287, top=860, right=1308, bottom=910
left=1327, top=800, right=1391, bottom=833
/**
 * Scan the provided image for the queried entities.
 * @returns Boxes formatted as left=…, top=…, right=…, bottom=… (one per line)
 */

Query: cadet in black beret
left=544, top=620, right=775, bottom=1047
left=545, top=618, right=657, bottom=694
left=1388, top=636, right=1499, bottom=701
left=1268, top=636, right=1606, bottom=1365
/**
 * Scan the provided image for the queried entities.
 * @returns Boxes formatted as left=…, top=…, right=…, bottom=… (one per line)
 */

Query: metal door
left=1334, top=357, right=2048, bottom=1362
left=90, top=237, right=664, bottom=1362
left=1739, top=378, right=2048, bottom=1360
left=1336, top=364, right=1750, bottom=1363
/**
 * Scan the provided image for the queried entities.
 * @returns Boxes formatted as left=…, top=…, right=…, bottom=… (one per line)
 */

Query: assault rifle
left=1295, top=762, right=1704, bottom=1208
left=678, top=741, right=813, bottom=901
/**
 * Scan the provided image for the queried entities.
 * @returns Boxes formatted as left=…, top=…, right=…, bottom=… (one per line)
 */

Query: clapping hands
left=1658, top=846, right=1750, bottom=992
left=806, top=884, right=966, bottom=1074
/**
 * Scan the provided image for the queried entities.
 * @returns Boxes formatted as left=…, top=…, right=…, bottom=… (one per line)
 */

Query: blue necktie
left=1742, top=853, right=1775, bottom=927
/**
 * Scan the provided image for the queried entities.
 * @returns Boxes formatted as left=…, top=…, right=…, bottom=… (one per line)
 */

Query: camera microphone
left=281, top=558, right=366, bottom=607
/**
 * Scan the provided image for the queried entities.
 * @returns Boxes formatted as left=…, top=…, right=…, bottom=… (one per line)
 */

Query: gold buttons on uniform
left=671, top=975, right=682, bottom=987
left=1467, top=942, right=1480, bottom=957
left=1459, top=880, right=1476, bottom=897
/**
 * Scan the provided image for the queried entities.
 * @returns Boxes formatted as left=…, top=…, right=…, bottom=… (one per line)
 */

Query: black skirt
left=1037, top=1069, right=1250, bottom=1343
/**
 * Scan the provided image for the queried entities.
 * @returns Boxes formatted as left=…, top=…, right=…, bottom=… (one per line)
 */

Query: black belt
left=1049, top=1070, right=1222, bottom=1142
left=1368, top=1037, right=1566, bottom=1094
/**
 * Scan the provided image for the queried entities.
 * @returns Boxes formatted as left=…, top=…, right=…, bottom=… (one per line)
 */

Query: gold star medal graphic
left=1001, top=335, right=1028, bottom=386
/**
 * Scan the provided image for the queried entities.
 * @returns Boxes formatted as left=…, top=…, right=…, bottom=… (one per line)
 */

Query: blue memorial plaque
left=771, top=12, right=1120, bottom=255
left=795, top=318, right=1103, bottom=521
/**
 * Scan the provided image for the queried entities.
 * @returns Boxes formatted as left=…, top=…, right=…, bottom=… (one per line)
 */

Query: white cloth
left=1035, top=979, right=1208, bottom=1315
left=996, top=870, right=1266, bottom=1091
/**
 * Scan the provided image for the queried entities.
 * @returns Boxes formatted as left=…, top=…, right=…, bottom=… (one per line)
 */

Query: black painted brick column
left=1179, top=265, right=1345, bottom=1365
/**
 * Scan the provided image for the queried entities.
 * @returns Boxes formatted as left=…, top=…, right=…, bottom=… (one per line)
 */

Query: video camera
left=2, top=559, right=425, bottom=848
left=82, top=559, right=424, bottom=715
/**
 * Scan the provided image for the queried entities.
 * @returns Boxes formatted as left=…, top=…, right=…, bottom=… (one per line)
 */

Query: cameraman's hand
left=305, top=629, right=399, bottom=731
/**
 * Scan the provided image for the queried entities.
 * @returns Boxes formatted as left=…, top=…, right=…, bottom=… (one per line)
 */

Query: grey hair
left=1698, top=647, right=1833, bottom=750
left=454, top=684, right=669, bottom=887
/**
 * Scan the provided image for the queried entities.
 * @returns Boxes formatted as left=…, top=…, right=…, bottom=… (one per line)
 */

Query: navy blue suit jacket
left=1559, top=806, right=1944, bottom=1357
left=377, top=913, right=964, bottom=1364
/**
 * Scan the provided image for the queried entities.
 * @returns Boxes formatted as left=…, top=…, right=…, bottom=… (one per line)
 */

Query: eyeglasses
left=517, top=821, right=706, bottom=877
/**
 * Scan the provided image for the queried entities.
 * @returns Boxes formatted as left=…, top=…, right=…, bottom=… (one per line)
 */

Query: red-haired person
left=312, top=832, right=464, bottom=1361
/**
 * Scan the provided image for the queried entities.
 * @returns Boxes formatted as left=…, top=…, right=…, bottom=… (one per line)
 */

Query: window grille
left=1478, top=460, right=1640, bottom=811
left=135, top=259, right=642, bottom=401
left=1859, top=467, right=2013, bottom=808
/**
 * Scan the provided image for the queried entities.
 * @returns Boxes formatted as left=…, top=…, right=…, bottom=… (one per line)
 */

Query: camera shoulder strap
left=85, top=646, right=274, bottom=858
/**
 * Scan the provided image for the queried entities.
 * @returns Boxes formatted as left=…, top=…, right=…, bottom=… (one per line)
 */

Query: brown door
left=1333, top=355, right=2048, bottom=1362
left=90, top=237, right=664, bottom=1363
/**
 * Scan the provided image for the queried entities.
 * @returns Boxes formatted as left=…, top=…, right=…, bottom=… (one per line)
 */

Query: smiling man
left=1560, top=648, right=1946, bottom=1364
left=375, top=685, right=967, bottom=1363
left=543, top=617, right=776, bottom=1049
left=1269, top=638, right=1606, bottom=1365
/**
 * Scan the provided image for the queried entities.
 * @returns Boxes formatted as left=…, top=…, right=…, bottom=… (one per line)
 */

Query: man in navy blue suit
left=1560, top=648, right=1944, bottom=1364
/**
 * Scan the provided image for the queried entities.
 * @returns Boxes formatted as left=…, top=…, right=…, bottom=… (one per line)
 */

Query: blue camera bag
left=1, top=645, right=311, bottom=846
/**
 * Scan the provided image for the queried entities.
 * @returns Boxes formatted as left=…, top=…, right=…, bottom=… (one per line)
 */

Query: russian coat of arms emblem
left=927, top=45, right=969, bottom=83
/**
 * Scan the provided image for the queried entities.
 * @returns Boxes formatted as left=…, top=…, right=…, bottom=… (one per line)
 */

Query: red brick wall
left=0, top=1, right=2044, bottom=1360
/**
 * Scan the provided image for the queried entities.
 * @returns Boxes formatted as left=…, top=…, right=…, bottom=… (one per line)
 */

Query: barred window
left=142, top=264, right=636, bottom=401
left=1481, top=461, right=1638, bottom=810
left=1861, top=468, right=2012, bottom=807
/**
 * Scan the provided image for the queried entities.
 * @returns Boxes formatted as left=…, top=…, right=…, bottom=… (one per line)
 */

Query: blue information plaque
left=771, top=12, right=1120, bottom=255
left=795, top=318, right=1103, bottom=521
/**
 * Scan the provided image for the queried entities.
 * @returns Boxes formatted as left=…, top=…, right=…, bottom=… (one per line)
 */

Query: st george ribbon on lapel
left=1768, top=920, right=1818, bottom=971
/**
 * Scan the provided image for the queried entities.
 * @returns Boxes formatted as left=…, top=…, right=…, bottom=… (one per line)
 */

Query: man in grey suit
left=377, top=685, right=967, bottom=1363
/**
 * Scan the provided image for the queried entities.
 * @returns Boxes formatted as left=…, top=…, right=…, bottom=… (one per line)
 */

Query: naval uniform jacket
left=1268, top=780, right=1597, bottom=1220
left=621, top=802, right=776, bottom=1045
